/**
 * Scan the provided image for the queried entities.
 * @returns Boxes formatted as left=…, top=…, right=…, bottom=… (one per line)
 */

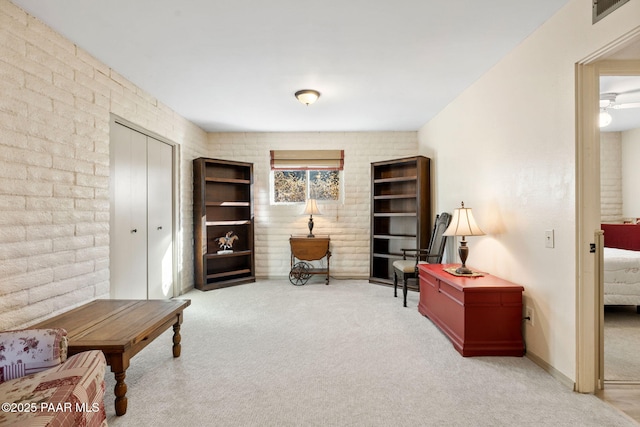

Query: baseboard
left=526, top=350, right=575, bottom=390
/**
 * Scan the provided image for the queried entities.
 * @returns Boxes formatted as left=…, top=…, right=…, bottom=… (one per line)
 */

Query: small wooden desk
left=33, top=299, right=191, bottom=415
left=290, top=235, right=331, bottom=285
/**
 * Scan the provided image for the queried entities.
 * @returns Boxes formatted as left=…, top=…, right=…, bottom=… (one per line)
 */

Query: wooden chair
left=393, top=212, right=452, bottom=307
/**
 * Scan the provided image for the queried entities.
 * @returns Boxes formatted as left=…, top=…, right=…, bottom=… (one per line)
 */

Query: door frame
left=109, top=114, right=181, bottom=298
left=575, top=31, right=640, bottom=393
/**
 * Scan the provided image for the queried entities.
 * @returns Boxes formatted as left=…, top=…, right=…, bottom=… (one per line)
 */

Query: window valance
left=270, top=150, right=344, bottom=171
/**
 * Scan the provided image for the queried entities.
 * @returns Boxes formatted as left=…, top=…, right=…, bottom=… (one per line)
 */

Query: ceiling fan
left=599, top=91, right=640, bottom=128
left=599, top=92, right=640, bottom=110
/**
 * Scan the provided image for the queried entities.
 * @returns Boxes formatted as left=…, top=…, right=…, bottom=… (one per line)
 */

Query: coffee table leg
left=114, top=370, right=128, bottom=416
left=172, top=322, right=182, bottom=357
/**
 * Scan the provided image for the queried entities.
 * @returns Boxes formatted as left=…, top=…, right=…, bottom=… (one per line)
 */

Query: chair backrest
left=425, top=212, right=452, bottom=264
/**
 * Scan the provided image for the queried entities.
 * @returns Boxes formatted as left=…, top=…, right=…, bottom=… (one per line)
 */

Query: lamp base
left=307, top=215, right=315, bottom=238
left=456, top=239, right=472, bottom=274
left=454, top=265, right=473, bottom=275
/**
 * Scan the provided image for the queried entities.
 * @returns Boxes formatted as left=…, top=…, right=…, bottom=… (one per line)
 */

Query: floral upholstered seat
left=0, top=328, right=107, bottom=426
left=0, top=328, right=68, bottom=382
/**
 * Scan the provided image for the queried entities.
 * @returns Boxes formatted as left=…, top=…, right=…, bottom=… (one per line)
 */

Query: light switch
left=545, top=230, right=554, bottom=248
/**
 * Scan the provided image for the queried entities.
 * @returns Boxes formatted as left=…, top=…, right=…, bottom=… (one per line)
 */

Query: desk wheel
left=289, top=262, right=312, bottom=286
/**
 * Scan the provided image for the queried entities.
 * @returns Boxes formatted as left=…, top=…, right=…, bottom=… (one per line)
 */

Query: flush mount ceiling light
left=295, top=89, right=320, bottom=106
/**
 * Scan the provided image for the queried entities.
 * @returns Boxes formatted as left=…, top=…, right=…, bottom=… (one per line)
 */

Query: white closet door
left=147, top=137, right=174, bottom=299
left=111, top=123, right=148, bottom=299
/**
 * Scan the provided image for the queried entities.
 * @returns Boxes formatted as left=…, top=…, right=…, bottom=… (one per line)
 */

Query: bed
left=602, top=223, right=640, bottom=307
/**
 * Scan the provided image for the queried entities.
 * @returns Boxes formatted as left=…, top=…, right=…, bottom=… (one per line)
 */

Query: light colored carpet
left=605, top=306, right=640, bottom=382
left=105, top=279, right=636, bottom=426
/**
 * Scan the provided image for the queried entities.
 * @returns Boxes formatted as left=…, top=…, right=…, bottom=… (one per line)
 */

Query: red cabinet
left=418, top=264, right=525, bottom=357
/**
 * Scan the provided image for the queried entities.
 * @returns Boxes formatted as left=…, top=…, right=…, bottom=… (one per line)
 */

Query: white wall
left=0, top=2, right=209, bottom=329
left=209, top=132, right=417, bottom=278
left=622, top=127, right=640, bottom=219
left=418, top=0, right=640, bottom=382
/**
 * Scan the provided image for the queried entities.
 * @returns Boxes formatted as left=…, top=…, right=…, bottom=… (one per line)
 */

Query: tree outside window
left=273, top=171, right=306, bottom=203
left=309, top=170, right=339, bottom=200
left=273, top=170, right=340, bottom=203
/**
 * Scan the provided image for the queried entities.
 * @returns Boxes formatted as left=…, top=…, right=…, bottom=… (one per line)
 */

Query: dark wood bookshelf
left=193, top=157, right=255, bottom=290
left=369, top=156, right=431, bottom=289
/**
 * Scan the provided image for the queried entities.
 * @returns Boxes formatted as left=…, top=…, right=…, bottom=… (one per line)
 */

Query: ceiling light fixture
left=599, top=109, right=612, bottom=128
left=295, top=89, right=320, bottom=106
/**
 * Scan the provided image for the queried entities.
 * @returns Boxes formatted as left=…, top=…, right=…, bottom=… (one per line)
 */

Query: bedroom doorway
left=599, top=73, right=640, bottom=385
left=575, top=34, right=640, bottom=394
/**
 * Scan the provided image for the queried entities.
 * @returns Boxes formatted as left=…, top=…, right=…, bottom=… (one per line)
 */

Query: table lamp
left=443, top=201, right=485, bottom=274
left=303, top=198, right=321, bottom=237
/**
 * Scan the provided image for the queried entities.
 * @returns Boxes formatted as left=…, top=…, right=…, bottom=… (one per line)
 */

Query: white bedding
left=604, top=247, right=640, bottom=306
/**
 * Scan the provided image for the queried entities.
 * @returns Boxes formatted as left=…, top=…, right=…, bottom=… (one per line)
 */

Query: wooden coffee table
left=33, top=298, right=191, bottom=416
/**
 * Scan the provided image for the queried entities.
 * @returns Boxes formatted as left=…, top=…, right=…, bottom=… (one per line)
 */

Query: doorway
left=599, top=74, right=640, bottom=384
left=576, top=35, right=640, bottom=393
left=109, top=116, right=178, bottom=299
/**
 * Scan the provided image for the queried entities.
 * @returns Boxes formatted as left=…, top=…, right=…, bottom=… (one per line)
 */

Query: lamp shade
left=443, top=202, right=484, bottom=237
left=303, top=198, right=321, bottom=216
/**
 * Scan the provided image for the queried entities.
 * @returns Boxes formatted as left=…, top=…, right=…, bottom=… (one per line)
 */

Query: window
left=271, top=150, right=343, bottom=204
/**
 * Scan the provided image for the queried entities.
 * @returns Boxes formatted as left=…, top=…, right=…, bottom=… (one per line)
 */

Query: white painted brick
left=53, top=260, right=94, bottom=281
left=209, top=131, right=417, bottom=278
left=27, top=251, right=74, bottom=272
left=601, top=132, right=622, bottom=222
left=75, top=222, right=108, bottom=236
left=0, top=162, right=27, bottom=179
left=74, top=198, right=109, bottom=212
left=0, top=226, right=26, bottom=243
left=0, top=268, right=54, bottom=294
left=0, top=52, right=28, bottom=86
left=27, top=166, right=75, bottom=184
left=0, top=145, right=52, bottom=167
left=75, top=246, right=109, bottom=263
left=53, top=184, right=94, bottom=199
left=26, top=44, right=74, bottom=81
left=94, top=212, right=109, bottom=223
left=0, top=211, right=52, bottom=226
left=52, top=210, right=94, bottom=224
left=0, top=290, right=29, bottom=312
left=0, top=177, right=52, bottom=198
left=53, top=235, right=94, bottom=252
left=26, top=224, right=74, bottom=240
left=0, top=238, right=52, bottom=259
left=0, top=1, right=417, bottom=327
left=26, top=196, right=74, bottom=211
left=75, top=174, right=109, bottom=189
left=53, top=72, right=93, bottom=102
left=94, top=232, right=109, bottom=247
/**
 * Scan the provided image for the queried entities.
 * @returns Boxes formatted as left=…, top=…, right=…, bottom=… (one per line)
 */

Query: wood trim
left=575, top=62, right=600, bottom=393
left=575, top=42, right=640, bottom=393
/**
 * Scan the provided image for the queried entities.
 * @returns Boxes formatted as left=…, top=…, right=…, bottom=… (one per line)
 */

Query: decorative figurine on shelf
left=216, top=231, right=238, bottom=254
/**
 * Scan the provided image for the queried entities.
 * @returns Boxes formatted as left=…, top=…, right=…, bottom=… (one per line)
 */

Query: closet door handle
left=157, top=226, right=163, bottom=230
left=131, top=229, right=138, bottom=233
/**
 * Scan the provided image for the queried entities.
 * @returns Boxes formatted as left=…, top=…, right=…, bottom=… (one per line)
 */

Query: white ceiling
left=11, top=0, right=580, bottom=132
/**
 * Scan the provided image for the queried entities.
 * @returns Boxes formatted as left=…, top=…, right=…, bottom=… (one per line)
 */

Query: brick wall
left=0, top=2, right=208, bottom=329
left=600, top=132, right=622, bottom=223
left=0, top=2, right=420, bottom=328
left=208, top=132, right=418, bottom=278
